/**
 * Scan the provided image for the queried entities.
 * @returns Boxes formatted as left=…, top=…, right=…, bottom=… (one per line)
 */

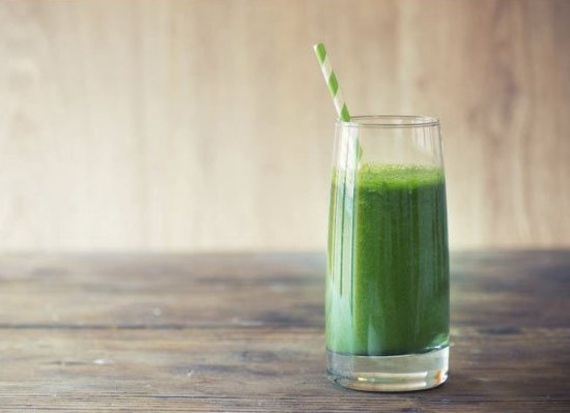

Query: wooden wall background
left=0, top=0, right=569, bottom=252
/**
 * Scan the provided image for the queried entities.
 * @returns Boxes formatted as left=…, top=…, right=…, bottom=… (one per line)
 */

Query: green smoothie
left=327, top=163, right=449, bottom=356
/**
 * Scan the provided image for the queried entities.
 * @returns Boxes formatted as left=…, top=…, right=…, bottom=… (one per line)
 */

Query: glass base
left=327, top=346, right=448, bottom=392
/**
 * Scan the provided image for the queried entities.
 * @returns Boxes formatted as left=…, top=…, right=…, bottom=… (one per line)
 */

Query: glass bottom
left=327, top=346, right=448, bottom=392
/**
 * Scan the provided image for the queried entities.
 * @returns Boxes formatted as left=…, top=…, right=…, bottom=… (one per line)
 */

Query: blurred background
left=0, top=0, right=568, bottom=252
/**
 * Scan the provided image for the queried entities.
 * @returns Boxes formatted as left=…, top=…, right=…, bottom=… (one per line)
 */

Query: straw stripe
left=315, top=43, right=327, bottom=64
left=313, top=43, right=351, bottom=122
left=329, top=72, right=339, bottom=95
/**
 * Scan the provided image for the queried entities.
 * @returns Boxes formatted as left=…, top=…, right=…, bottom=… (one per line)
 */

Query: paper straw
left=313, top=43, right=351, bottom=122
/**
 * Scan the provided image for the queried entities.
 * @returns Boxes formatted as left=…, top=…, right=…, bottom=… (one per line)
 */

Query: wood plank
left=0, top=251, right=569, bottom=411
left=0, top=253, right=324, bottom=327
left=0, top=328, right=567, bottom=411
left=0, top=1, right=569, bottom=251
left=0, top=251, right=568, bottom=328
left=450, top=250, right=570, bottom=328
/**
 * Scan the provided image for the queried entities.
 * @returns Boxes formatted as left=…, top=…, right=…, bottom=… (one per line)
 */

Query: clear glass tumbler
left=326, top=115, right=450, bottom=392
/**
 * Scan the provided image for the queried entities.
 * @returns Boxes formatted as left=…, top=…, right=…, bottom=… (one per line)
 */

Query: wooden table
left=0, top=251, right=568, bottom=412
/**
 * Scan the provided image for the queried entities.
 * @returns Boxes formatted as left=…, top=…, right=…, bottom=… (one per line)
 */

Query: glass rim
left=336, top=115, right=440, bottom=128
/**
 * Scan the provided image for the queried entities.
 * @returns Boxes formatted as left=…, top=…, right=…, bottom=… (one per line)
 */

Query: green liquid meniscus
left=327, top=163, right=450, bottom=356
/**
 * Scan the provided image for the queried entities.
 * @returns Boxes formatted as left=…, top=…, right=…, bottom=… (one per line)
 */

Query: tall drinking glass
left=326, top=115, right=450, bottom=392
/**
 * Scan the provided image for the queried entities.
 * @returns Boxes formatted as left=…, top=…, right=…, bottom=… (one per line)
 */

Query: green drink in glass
left=326, top=116, right=450, bottom=392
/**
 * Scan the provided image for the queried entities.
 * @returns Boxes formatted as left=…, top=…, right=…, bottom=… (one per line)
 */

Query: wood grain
left=0, top=251, right=569, bottom=411
left=0, top=0, right=569, bottom=251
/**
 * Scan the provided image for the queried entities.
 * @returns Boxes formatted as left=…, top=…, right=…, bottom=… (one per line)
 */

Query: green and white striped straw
left=313, top=42, right=351, bottom=122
